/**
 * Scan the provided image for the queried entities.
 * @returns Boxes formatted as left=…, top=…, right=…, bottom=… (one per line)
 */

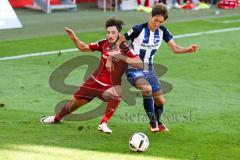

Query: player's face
left=149, top=15, right=165, bottom=30
left=106, top=26, right=119, bottom=44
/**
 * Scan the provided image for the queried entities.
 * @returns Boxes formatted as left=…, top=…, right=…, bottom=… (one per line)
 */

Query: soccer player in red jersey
left=40, top=18, right=143, bottom=134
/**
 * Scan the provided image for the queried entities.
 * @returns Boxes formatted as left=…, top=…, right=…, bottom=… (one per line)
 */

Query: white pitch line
left=0, top=48, right=78, bottom=61
left=174, top=27, right=240, bottom=39
left=223, top=19, right=240, bottom=24
left=204, top=19, right=240, bottom=24
left=1, top=27, right=240, bottom=61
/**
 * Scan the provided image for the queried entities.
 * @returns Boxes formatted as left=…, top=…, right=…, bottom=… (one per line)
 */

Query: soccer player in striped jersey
left=124, top=3, right=199, bottom=132
left=40, top=18, right=143, bottom=134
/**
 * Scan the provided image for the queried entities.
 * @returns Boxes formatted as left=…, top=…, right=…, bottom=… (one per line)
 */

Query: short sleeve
left=88, top=39, right=105, bottom=51
left=119, top=41, right=138, bottom=58
left=160, top=26, right=173, bottom=43
left=124, top=24, right=144, bottom=41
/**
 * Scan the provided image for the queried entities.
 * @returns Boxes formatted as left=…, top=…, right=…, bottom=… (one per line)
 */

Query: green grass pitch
left=0, top=7, right=240, bottom=160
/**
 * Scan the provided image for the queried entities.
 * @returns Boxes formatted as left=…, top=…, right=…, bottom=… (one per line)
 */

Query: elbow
left=78, top=46, right=88, bottom=52
left=78, top=48, right=84, bottom=52
left=172, top=48, right=179, bottom=54
left=170, top=44, right=180, bottom=54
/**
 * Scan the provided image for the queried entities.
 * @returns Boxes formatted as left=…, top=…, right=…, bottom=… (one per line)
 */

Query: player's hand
left=64, top=27, right=77, bottom=40
left=108, top=45, right=121, bottom=56
left=189, top=45, right=199, bottom=53
left=106, top=56, right=114, bottom=72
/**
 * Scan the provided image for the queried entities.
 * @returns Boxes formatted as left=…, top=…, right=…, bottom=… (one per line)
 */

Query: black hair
left=151, top=3, right=168, bottom=20
left=105, top=17, right=125, bottom=32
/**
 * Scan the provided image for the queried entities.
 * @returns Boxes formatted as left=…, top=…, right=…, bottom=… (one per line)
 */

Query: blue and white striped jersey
left=124, top=23, right=173, bottom=70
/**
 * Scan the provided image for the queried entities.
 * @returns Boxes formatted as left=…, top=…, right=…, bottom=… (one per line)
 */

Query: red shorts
left=74, top=77, right=112, bottom=102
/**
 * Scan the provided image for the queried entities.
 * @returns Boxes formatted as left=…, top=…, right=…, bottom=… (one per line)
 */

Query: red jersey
left=88, top=39, right=138, bottom=86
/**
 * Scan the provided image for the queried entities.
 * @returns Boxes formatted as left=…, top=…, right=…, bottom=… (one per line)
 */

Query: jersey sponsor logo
left=141, top=43, right=159, bottom=48
left=127, top=28, right=134, bottom=36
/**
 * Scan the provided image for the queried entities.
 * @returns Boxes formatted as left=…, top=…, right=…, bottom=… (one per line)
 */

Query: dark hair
left=105, top=18, right=125, bottom=32
left=151, top=3, right=168, bottom=20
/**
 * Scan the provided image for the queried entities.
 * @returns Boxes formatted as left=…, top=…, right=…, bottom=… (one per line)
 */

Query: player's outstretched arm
left=167, top=39, right=199, bottom=54
left=64, top=27, right=92, bottom=52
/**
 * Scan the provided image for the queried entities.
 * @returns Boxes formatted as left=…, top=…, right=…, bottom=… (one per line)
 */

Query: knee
left=155, top=97, right=166, bottom=106
left=72, top=96, right=80, bottom=105
left=103, top=88, right=122, bottom=100
left=110, top=92, right=122, bottom=100
left=115, top=87, right=123, bottom=97
left=142, top=85, right=152, bottom=96
left=160, top=98, right=166, bottom=105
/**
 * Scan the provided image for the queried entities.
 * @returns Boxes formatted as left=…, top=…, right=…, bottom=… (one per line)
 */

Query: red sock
left=144, top=0, right=150, bottom=7
left=137, top=0, right=142, bottom=5
left=100, top=98, right=120, bottom=124
left=54, top=101, right=72, bottom=122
